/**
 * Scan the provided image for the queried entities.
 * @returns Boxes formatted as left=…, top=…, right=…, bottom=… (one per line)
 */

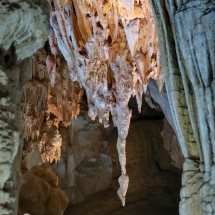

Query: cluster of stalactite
left=21, top=47, right=83, bottom=165
left=48, top=0, right=163, bottom=205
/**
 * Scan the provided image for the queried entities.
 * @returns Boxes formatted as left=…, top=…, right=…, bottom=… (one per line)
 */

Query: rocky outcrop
left=149, top=1, right=215, bottom=214
left=18, top=163, right=68, bottom=215
left=0, top=1, right=49, bottom=214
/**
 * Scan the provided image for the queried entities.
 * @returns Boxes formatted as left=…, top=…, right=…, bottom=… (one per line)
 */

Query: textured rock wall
left=108, top=120, right=181, bottom=193
left=147, top=79, right=184, bottom=169
left=53, top=106, right=112, bottom=205
left=162, top=118, right=184, bottom=169
left=0, top=1, right=49, bottom=214
left=149, top=1, right=215, bottom=214
left=52, top=95, right=182, bottom=208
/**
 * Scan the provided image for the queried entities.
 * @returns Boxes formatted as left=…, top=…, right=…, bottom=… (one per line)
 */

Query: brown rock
left=19, top=164, right=68, bottom=215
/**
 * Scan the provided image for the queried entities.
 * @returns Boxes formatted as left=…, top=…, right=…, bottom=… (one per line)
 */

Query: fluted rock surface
left=149, top=1, right=215, bottom=214
left=0, top=1, right=49, bottom=214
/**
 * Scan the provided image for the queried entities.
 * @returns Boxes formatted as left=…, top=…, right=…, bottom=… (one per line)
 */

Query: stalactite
left=49, top=0, right=162, bottom=205
left=22, top=46, right=83, bottom=165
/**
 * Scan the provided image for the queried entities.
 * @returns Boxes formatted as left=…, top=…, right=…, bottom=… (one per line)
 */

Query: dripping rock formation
left=48, top=0, right=163, bottom=205
left=0, top=0, right=214, bottom=215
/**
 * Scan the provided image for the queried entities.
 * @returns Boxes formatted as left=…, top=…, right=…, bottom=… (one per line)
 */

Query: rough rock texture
left=51, top=95, right=181, bottom=209
left=21, top=49, right=50, bottom=141
left=149, top=1, right=215, bottom=214
left=18, top=163, right=68, bottom=215
left=0, top=1, right=49, bottom=214
left=53, top=107, right=112, bottom=205
left=49, top=0, right=164, bottom=204
left=21, top=47, right=83, bottom=166
left=65, top=119, right=181, bottom=215
left=0, top=0, right=49, bottom=61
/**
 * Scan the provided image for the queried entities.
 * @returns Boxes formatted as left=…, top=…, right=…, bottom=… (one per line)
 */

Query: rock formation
left=21, top=47, right=83, bottom=166
left=52, top=108, right=112, bottom=205
left=65, top=118, right=181, bottom=215
left=48, top=0, right=163, bottom=205
left=0, top=1, right=49, bottom=214
left=18, top=163, right=68, bottom=215
left=0, top=0, right=213, bottom=214
left=149, top=1, right=215, bottom=214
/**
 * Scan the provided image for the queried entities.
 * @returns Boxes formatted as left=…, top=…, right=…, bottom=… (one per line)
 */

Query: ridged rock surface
left=149, top=1, right=215, bottom=214
left=0, top=1, right=49, bottom=214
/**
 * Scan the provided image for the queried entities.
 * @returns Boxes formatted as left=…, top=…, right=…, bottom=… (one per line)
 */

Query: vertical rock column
left=0, top=1, right=49, bottom=214
left=149, top=0, right=215, bottom=214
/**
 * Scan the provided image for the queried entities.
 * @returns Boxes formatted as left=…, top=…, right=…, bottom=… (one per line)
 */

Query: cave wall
left=53, top=110, right=112, bottom=205
left=149, top=1, right=215, bottom=214
left=0, top=1, right=49, bottom=214
left=65, top=117, right=181, bottom=215
left=1, top=0, right=213, bottom=214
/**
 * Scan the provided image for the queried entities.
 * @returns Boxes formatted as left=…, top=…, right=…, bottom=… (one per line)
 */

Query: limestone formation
left=53, top=110, right=112, bottom=205
left=22, top=47, right=83, bottom=165
left=1, top=0, right=213, bottom=214
left=65, top=119, right=181, bottom=215
left=0, top=1, right=49, bottom=214
left=18, top=163, right=68, bottom=215
left=149, top=1, right=215, bottom=214
left=48, top=0, right=163, bottom=205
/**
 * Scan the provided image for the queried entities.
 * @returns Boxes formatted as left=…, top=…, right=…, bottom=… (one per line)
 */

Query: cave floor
left=64, top=186, right=179, bottom=215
